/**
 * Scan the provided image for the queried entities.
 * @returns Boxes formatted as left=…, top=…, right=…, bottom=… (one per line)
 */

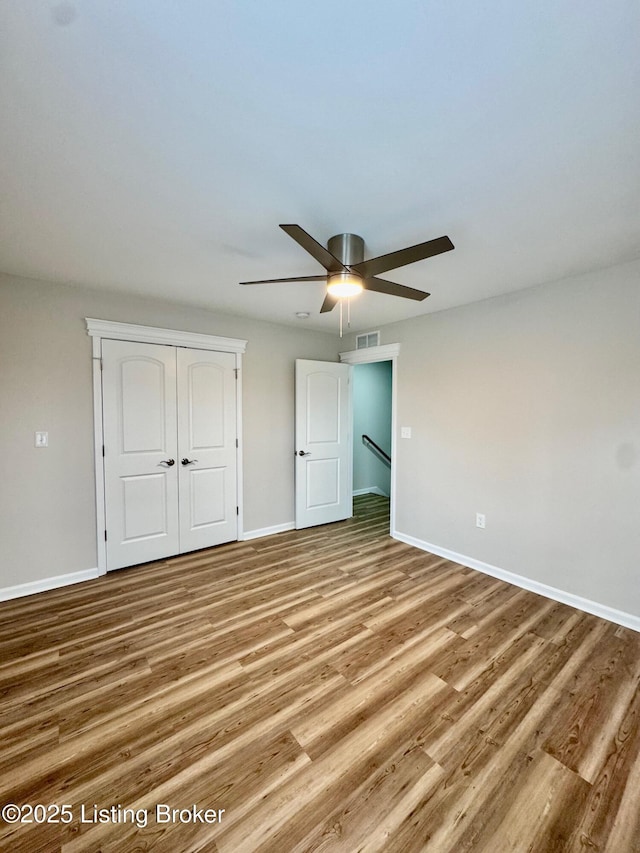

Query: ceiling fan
left=239, top=224, right=455, bottom=314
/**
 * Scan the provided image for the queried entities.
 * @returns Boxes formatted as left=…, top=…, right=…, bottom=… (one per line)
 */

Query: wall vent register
left=356, top=331, right=381, bottom=349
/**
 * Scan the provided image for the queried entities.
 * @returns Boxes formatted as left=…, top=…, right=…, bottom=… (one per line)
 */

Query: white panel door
left=295, top=359, right=352, bottom=529
left=177, top=348, right=237, bottom=551
left=102, top=339, right=179, bottom=570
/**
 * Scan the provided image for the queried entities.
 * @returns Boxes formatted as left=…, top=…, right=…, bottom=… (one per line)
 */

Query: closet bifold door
left=177, top=348, right=238, bottom=552
left=102, top=339, right=179, bottom=570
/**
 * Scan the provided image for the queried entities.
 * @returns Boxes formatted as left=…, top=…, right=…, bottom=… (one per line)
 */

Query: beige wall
left=3, top=260, right=639, bottom=619
left=0, top=273, right=340, bottom=589
left=345, top=258, right=640, bottom=618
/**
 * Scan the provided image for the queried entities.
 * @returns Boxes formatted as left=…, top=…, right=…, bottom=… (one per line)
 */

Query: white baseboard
left=0, top=567, right=100, bottom=602
left=242, top=522, right=296, bottom=541
left=353, top=487, right=389, bottom=497
left=392, top=530, right=640, bottom=634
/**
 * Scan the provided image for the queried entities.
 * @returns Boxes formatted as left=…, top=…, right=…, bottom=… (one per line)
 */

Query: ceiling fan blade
left=280, top=224, right=346, bottom=273
left=363, top=277, right=430, bottom=301
left=239, top=275, right=327, bottom=285
left=320, top=292, right=339, bottom=313
left=351, top=236, right=454, bottom=278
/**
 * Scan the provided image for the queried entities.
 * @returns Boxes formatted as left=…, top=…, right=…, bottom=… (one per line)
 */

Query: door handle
left=297, top=450, right=312, bottom=456
left=181, top=458, right=198, bottom=466
left=159, top=459, right=176, bottom=467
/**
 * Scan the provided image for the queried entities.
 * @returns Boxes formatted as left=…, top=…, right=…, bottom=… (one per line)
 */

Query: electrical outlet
left=476, top=513, right=486, bottom=529
left=400, top=427, right=412, bottom=439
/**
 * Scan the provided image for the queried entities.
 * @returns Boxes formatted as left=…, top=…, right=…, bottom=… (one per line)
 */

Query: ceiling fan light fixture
left=326, top=272, right=363, bottom=298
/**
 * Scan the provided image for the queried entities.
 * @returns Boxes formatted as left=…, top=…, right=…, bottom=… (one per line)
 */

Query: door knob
left=297, top=450, right=312, bottom=456
left=159, top=459, right=175, bottom=467
left=181, top=458, right=198, bottom=465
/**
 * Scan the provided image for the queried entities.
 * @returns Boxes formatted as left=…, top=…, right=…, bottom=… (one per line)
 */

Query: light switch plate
left=35, top=431, right=48, bottom=447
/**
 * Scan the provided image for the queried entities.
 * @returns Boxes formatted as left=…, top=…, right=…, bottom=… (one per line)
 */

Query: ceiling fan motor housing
left=326, top=234, right=366, bottom=296
left=327, top=233, right=365, bottom=267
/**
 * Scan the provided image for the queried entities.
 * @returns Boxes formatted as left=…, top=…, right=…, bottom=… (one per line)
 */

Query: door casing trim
left=339, top=344, right=400, bottom=535
left=86, top=319, right=247, bottom=574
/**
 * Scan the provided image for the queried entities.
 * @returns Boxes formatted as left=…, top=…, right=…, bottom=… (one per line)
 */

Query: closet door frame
left=86, top=318, right=247, bottom=576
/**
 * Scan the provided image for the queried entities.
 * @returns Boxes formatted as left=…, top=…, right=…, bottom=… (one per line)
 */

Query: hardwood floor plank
left=1, top=495, right=638, bottom=852
left=291, top=630, right=458, bottom=759
left=542, top=621, right=640, bottom=782
left=294, top=744, right=443, bottom=853
left=454, top=749, right=591, bottom=853
left=61, top=731, right=308, bottom=853
left=564, top=680, right=640, bottom=851
left=214, top=671, right=449, bottom=852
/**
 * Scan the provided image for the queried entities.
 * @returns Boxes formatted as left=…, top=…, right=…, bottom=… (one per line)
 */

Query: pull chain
left=337, top=296, right=354, bottom=337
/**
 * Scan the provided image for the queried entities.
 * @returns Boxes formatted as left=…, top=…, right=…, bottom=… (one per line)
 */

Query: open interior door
left=295, top=359, right=352, bottom=529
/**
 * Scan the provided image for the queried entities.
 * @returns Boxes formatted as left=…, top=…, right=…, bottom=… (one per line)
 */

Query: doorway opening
left=352, top=360, right=392, bottom=532
left=293, top=343, right=400, bottom=536
left=340, top=342, right=399, bottom=536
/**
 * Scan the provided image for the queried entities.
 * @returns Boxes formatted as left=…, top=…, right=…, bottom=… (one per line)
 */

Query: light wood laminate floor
left=1, top=494, right=639, bottom=852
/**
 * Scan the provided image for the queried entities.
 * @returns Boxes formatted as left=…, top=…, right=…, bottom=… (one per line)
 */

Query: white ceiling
left=1, top=1, right=639, bottom=334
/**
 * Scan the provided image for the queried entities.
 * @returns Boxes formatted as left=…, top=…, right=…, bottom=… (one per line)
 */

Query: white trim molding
left=392, top=530, right=640, bottom=634
left=0, top=568, right=100, bottom=602
left=86, top=318, right=247, bottom=575
left=353, top=487, right=389, bottom=497
left=86, top=318, right=247, bottom=353
left=339, top=343, right=400, bottom=364
left=242, top=522, right=296, bottom=541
